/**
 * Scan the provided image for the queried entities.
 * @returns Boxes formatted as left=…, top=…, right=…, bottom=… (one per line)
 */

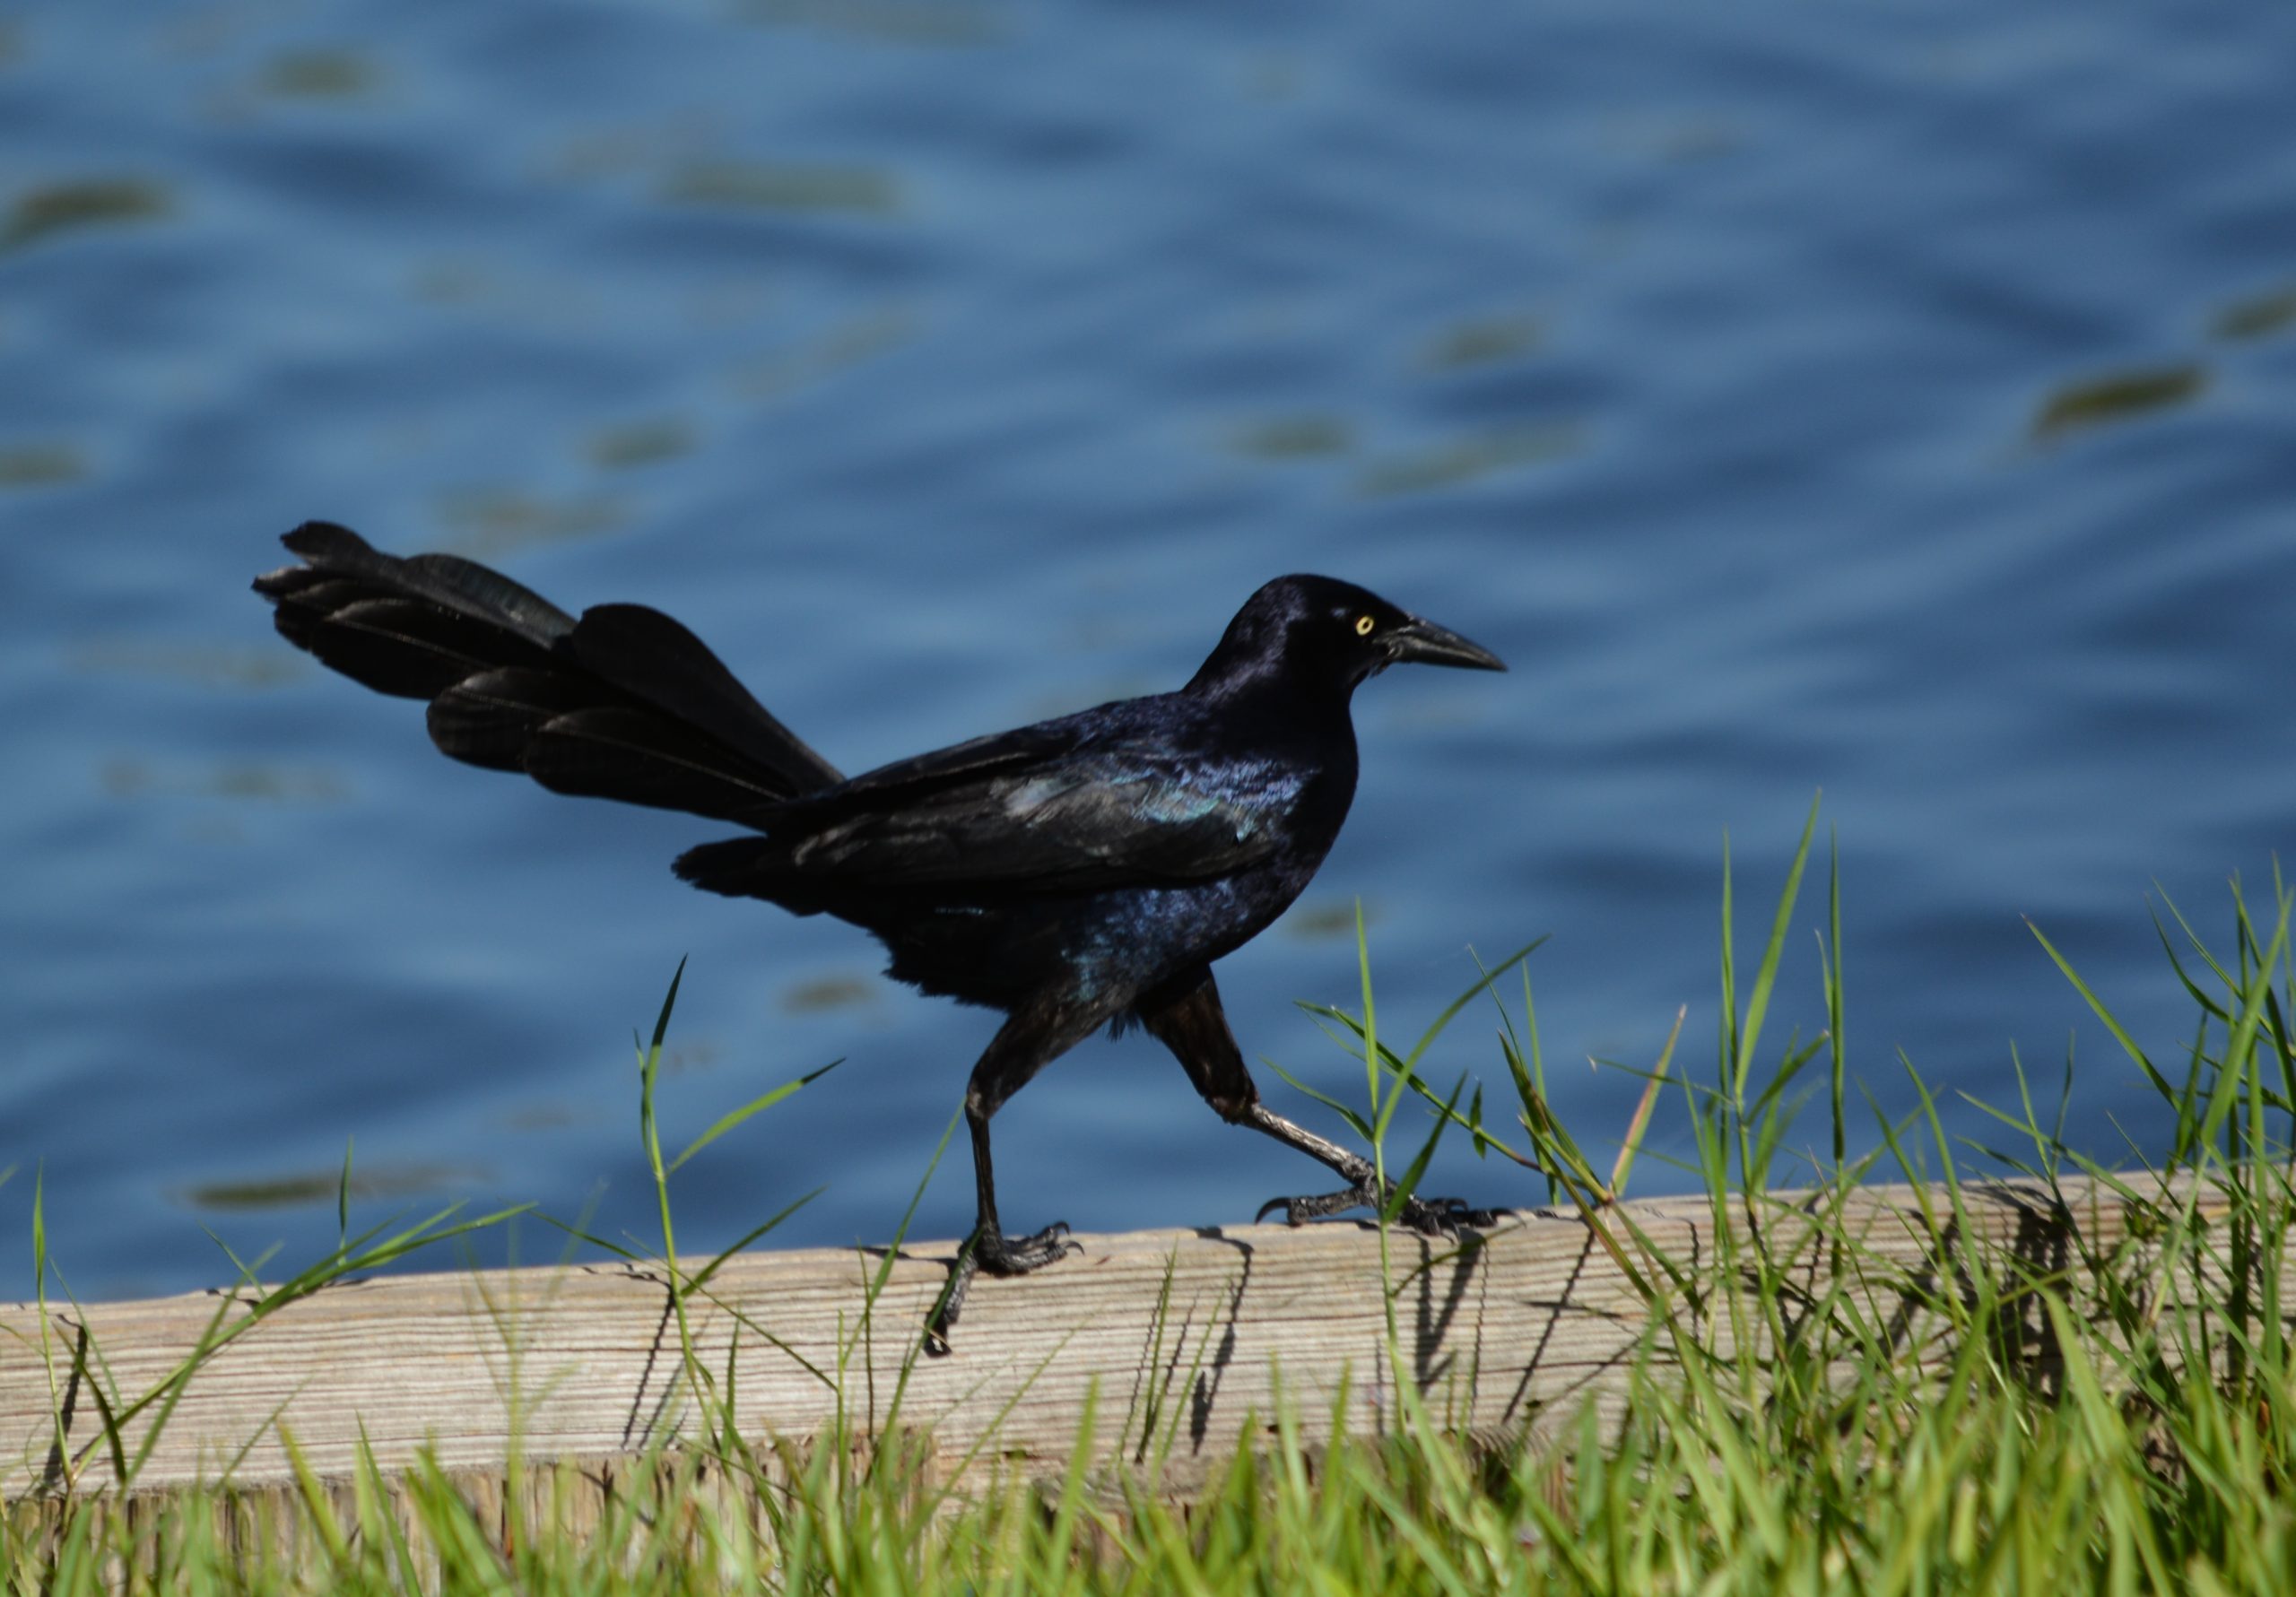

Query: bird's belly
left=1066, top=876, right=1294, bottom=994
left=851, top=864, right=1314, bottom=1016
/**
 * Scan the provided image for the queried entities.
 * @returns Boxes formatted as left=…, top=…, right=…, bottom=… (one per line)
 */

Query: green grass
left=7, top=799, right=2296, bottom=1593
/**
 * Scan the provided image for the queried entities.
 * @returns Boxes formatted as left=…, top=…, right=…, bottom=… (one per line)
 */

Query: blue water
left=4, top=2, right=2292, bottom=1301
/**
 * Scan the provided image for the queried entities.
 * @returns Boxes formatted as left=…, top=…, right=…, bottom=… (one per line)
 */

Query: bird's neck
left=1183, top=656, right=1361, bottom=750
left=1186, top=630, right=1352, bottom=699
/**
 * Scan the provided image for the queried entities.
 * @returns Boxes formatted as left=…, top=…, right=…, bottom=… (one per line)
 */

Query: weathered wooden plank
left=0, top=1174, right=2230, bottom=1505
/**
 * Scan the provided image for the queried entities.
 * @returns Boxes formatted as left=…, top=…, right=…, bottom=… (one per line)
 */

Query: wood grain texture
left=0, top=1173, right=2232, bottom=1505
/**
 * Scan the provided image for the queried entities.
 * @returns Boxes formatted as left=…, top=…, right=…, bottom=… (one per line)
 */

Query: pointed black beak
left=1387, top=615, right=1507, bottom=672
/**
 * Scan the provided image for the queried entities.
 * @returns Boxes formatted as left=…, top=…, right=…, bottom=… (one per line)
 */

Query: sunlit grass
left=7, top=801, right=2295, bottom=1593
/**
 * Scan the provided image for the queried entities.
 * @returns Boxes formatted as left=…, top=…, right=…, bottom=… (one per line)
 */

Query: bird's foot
left=1255, top=1185, right=1507, bottom=1236
left=924, top=1222, right=1084, bottom=1357
left=975, top=1220, right=1083, bottom=1276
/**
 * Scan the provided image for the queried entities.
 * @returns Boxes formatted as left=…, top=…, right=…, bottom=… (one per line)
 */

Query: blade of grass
left=1382, top=1071, right=1469, bottom=1224
left=1608, top=1006, right=1684, bottom=1199
left=2027, top=916, right=2175, bottom=1101
left=1735, top=792, right=1822, bottom=1104
left=669, top=1059, right=843, bottom=1175
left=1265, top=1059, right=1376, bottom=1142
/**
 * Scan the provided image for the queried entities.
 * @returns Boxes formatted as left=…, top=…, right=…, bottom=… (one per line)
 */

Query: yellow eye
left=1353, top=614, right=1375, bottom=637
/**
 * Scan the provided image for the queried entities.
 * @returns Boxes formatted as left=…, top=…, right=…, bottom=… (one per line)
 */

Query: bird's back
left=676, top=687, right=1359, bottom=1011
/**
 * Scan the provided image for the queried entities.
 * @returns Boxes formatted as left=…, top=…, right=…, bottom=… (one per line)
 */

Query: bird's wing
left=754, top=725, right=1296, bottom=895
left=770, top=719, right=1091, bottom=819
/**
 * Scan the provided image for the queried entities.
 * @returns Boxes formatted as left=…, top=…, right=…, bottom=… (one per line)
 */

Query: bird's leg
left=926, top=1009, right=1090, bottom=1354
left=1137, top=968, right=1505, bottom=1236
left=962, top=1096, right=1083, bottom=1273
left=1240, top=1100, right=1504, bottom=1234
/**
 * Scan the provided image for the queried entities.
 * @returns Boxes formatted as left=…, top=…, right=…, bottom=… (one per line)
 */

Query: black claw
left=1255, top=1185, right=1509, bottom=1235
left=924, top=1258, right=971, bottom=1358
left=978, top=1220, right=1083, bottom=1276
left=1255, top=1182, right=1378, bottom=1228
left=923, top=1222, right=1084, bottom=1355
left=1396, top=1194, right=1510, bottom=1235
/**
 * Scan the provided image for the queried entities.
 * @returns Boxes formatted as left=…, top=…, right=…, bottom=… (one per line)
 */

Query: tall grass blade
left=1382, top=1071, right=1468, bottom=1223
left=669, top=1058, right=843, bottom=1175
left=1608, top=1006, right=1683, bottom=1198
left=1735, top=791, right=1820, bottom=1102
left=2026, top=916, right=2174, bottom=1100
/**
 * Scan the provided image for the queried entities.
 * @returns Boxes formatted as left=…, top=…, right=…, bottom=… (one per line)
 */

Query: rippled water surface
left=4, top=1, right=2293, bottom=1298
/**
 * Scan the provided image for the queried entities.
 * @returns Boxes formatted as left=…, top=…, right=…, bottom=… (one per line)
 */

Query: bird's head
left=1190, top=575, right=1506, bottom=697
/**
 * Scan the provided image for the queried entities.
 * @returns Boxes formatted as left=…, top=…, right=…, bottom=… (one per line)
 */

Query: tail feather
left=299, top=596, right=552, bottom=701
left=426, top=668, right=596, bottom=772
left=564, top=603, right=840, bottom=795
left=526, top=706, right=796, bottom=823
left=257, top=521, right=844, bottom=826
left=272, top=521, right=576, bottom=647
left=674, top=835, right=785, bottom=898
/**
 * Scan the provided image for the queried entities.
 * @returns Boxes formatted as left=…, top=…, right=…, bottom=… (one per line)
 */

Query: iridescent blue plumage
left=679, top=693, right=1343, bottom=1012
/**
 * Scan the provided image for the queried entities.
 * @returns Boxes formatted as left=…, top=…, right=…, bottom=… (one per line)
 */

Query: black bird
left=255, top=522, right=1506, bottom=1342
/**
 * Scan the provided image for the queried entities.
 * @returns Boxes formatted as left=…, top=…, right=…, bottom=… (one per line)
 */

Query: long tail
left=255, top=521, right=843, bottom=826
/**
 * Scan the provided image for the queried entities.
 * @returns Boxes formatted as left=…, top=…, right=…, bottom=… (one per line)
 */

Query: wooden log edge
left=0, top=1172, right=2250, bottom=1508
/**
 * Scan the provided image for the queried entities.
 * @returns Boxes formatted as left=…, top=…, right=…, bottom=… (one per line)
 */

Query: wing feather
left=704, top=740, right=1292, bottom=901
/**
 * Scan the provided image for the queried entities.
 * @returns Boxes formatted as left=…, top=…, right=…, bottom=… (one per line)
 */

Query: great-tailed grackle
left=255, top=522, right=1506, bottom=1343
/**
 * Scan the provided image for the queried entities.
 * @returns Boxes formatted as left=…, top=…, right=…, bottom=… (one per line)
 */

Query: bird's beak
left=1386, top=615, right=1507, bottom=673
